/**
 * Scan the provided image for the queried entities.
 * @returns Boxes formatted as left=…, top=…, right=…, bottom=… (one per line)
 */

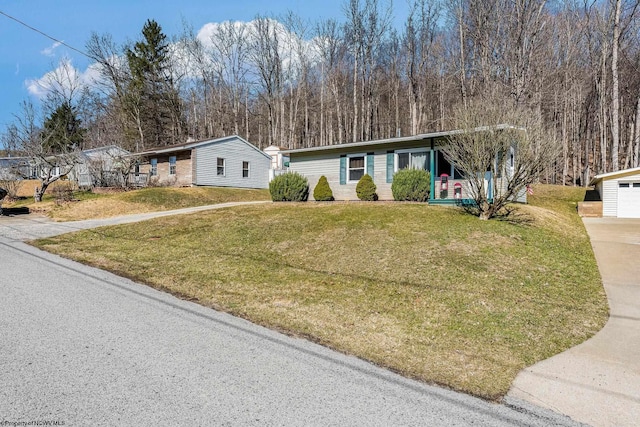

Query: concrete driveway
left=507, top=217, right=640, bottom=426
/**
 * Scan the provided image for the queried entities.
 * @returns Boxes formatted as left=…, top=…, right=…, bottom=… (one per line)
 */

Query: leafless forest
left=58, top=0, right=640, bottom=185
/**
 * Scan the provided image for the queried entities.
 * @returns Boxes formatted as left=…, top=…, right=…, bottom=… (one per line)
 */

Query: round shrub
left=356, top=174, right=378, bottom=201
left=313, top=175, right=334, bottom=201
left=269, top=172, right=309, bottom=202
left=391, top=168, right=431, bottom=202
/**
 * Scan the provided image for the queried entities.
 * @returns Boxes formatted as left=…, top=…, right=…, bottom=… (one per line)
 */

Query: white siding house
left=590, top=167, right=640, bottom=218
left=138, top=135, right=271, bottom=189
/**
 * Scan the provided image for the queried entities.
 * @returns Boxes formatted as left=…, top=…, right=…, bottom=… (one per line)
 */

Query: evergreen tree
left=126, top=19, right=183, bottom=149
left=41, top=101, right=85, bottom=153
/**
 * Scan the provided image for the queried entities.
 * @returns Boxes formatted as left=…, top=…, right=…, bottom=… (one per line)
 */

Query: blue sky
left=0, top=0, right=410, bottom=136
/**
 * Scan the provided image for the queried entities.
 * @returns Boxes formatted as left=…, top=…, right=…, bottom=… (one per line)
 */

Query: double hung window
left=169, top=156, right=177, bottom=175
left=348, top=155, right=365, bottom=181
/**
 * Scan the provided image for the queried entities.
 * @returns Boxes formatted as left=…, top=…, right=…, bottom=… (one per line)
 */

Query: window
left=619, top=182, right=630, bottom=188
left=397, top=150, right=428, bottom=171
left=436, top=151, right=452, bottom=177
left=348, top=155, right=365, bottom=181
left=150, top=158, right=158, bottom=176
left=169, top=156, right=176, bottom=175
left=217, top=157, right=225, bottom=176
left=134, top=161, right=140, bottom=176
left=242, top=161, right=250, bottom=178
left=634, top=183, right=640, bottom=188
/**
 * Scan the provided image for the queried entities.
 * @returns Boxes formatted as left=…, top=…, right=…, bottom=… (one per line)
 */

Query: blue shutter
left=367, top=153, right=374, bottom=178
left=339, top=155, right=346, bottom=185
left=386, top=151, right=394, bottom=183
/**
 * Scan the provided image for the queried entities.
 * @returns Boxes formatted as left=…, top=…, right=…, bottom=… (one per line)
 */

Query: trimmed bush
left=356, top=174, right=378, bottom=201
left=269, top=172, right=309, bottom=202
left=391, top=168, right=431, bottom=202
left=313, top=175, right=334, bottom=201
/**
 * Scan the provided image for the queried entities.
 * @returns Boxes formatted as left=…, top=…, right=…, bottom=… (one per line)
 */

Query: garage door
left=617, top=182, right=640, bottom=218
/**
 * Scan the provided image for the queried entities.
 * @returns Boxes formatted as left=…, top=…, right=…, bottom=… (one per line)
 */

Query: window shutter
left=386, top=151, right=394, bottom=183
left=339, top=155, right=346, bottom=185
left=367, top=153, right=374, bottom=178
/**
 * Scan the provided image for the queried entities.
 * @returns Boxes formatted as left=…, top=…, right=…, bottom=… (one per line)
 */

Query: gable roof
left=137, top=135, right=270, bottom=160
left=282, top=124, right=521, bottom=155
left=589, top=166, right=640, bottom=185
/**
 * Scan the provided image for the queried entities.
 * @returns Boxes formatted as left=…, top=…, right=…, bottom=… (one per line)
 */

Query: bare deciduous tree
left=444, top=98, right=557, bottom=220
left=4, top=101, right=82, bottom=202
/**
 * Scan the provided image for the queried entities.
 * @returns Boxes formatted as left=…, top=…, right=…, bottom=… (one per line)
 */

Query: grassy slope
left=32, top=185, right=608, bottom=400
left=5, top=186, right=270, bottom=221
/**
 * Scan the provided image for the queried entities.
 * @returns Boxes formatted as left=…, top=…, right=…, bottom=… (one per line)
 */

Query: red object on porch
left=454, top=182, right=462, bottom=199
left=440, top=174, right=449, bottom=191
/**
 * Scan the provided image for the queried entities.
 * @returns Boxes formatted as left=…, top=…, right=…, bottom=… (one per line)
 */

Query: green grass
left=31, top=185, right=608, bottom=400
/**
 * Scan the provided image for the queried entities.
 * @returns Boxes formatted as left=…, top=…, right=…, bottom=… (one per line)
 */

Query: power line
left=0, top=10, right=91, bottom=59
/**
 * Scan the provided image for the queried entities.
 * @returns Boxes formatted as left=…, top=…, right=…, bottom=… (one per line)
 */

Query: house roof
left=82, top=145, right=129, bottom=155
left=589, top=166, right=640, bottom=185
left=281, top=124, right=521, bottom=155
left=137, top=135, right=270, bottom=159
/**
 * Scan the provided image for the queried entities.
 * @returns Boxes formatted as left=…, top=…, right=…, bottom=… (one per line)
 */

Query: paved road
left=508, top=217, right=640, bottom=427
left=0, top=215, right=578, bottom=425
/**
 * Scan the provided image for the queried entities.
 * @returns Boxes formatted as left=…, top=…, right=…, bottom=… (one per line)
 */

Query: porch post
left=429, top=149, right=435, bottom=201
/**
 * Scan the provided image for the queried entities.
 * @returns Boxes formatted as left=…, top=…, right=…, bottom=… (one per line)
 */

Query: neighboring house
left=73, top=145, right=132, bottom=188
left=137, top=135, right=271, bottom=189
left=283, top=127, right=523, bottom=203
left=0, top=157, right=34, bottom=180
left=589, top=166, right=640, bottom=218
left=264, top=145, right=290, bottom=181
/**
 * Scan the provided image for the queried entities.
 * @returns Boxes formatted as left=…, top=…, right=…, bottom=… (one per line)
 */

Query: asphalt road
left=0, top=233, right=581, bottom=426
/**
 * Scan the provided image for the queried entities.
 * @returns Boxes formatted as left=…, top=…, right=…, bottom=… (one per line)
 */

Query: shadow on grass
left=457, top=203, right=534, bottom=226
left=1, top=207, right=31, bottom=216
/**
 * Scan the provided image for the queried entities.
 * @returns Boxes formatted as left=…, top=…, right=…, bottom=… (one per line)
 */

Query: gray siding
left=289, top=151, right=395, bottom=200
left=194, top=137, right=270, bottom=189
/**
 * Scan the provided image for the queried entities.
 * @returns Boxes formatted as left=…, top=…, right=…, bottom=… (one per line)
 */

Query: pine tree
left=42, top=102, right=85, bottom=153
left=126, top=19, right=183, bottom=149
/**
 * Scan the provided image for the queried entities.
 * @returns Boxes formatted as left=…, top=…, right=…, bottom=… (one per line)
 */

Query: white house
left=589, top=167, right=640, bottom=218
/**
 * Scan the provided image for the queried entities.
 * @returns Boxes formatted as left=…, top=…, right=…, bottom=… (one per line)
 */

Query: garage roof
left=590, top=166, right=640, bottom=186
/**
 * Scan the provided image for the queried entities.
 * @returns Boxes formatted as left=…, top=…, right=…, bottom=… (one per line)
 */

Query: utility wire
left=0, top=10, right=91, bottom=59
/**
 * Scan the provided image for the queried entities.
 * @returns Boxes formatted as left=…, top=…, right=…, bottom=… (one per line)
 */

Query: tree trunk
left=611, top=0, right=622, bottom=171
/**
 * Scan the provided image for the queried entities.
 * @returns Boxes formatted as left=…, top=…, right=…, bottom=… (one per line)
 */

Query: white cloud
left=25, top=57, right=95, bottom=100
left=25, top=18, right=324, bottom=103
left=41, top=41, right=63, bottom=57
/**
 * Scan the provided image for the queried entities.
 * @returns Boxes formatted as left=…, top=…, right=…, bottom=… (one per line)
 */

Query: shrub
left=391, top=168, right=431, bottom=202
left=269, top=172, right=309, bottom=202
left=52, top=182, right=75, bottom=204
left=313, top=175, right=334, bottom=201
left=0, top=179, right=22, bottom=200
left=356, top=174, right=377, bottom=201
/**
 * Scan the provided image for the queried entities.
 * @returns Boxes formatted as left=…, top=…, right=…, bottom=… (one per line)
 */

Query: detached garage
left=590, top=167, right=640, bottom=218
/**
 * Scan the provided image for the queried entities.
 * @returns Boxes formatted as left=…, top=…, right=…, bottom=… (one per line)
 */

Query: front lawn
left=4, top=186, right=270, bottom=221
left=32, top=185, right=607, bottom=400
